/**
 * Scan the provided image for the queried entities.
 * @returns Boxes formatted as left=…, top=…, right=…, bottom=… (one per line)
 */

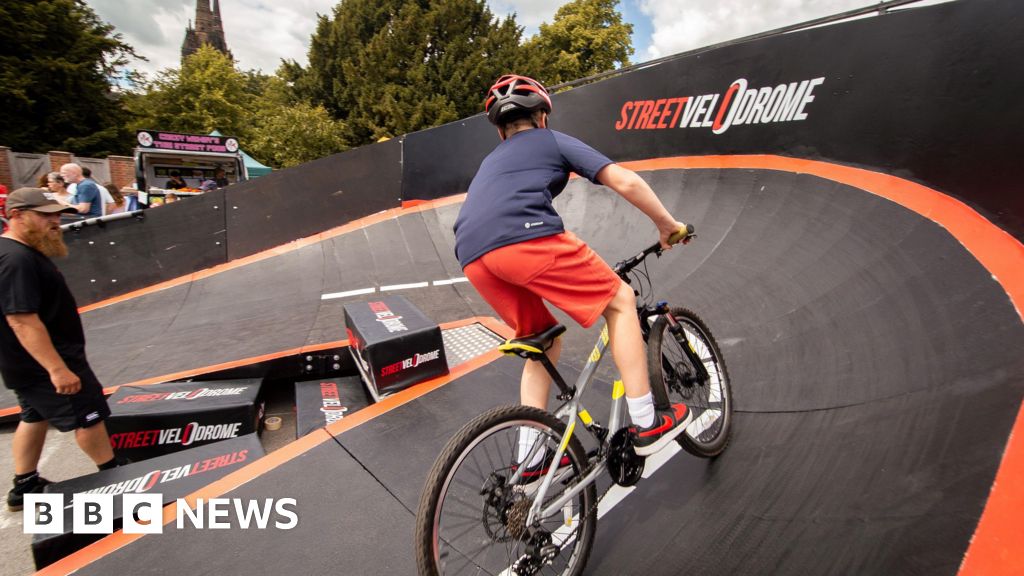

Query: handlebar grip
left=667, top=224, right=695, bottom=245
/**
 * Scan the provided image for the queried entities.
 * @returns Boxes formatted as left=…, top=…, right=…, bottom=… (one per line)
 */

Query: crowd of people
left=36, top=164, right=136, bottom=218
left=10, top=162, right=234, bottom=222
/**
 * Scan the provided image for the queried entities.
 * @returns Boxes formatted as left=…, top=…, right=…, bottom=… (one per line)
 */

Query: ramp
left=33, top=160, right=1024, bottom=575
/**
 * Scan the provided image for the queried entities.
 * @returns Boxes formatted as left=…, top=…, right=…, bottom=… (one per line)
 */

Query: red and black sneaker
left=513, top=452, right=572, bottom=485
left=630, top=403, right=692, bottom=457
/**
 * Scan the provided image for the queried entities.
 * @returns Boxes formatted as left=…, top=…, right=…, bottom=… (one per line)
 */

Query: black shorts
left=14, top=368, right=111, bottom=432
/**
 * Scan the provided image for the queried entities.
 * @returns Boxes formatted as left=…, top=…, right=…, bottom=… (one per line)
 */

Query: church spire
left=181, top=0, right=232, bottom=63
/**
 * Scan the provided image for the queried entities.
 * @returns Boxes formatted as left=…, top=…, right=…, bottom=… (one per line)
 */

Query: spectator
left=58, top=164, right=102, bottom=218
left=79, top=168, right=114, bottom=216
left=45, top=173, right=74, bottom=206
left=164, top=192, right=179, bottom=204
left=103, top=183, right=126, bottom=214
left=214, top=168, right=230, bottom=188
left=1, top=188, right=127, bottom=511
left=165, top=171, right=187, bottom=190
left=66, top=165, right=90, bottom=198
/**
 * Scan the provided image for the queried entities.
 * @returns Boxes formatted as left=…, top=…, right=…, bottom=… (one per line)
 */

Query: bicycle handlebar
left=613, top=224, right=695, bottom=277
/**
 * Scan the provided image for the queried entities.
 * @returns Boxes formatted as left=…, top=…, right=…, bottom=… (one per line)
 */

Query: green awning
left=209, top=130, right=272, bottom=178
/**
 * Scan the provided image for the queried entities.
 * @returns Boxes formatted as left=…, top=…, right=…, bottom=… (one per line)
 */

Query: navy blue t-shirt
left=453, top=129, right=613, bottom=267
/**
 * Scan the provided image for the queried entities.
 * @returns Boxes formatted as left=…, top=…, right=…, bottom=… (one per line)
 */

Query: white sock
left=518, top=427, right=545, bottom=467
left=626, top=392, right=656, bottom=428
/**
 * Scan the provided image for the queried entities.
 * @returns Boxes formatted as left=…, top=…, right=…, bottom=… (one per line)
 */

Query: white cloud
left=217, top=1, right=337, bottom=73
left=488, top=0, right=564, bottom=31
left=639, top=0, right=885, bottom=60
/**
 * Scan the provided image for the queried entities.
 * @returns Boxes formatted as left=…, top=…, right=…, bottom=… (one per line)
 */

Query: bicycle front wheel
left=415, top=405, right=596, bottom=576
left=648, top=307, right=733, bottom=458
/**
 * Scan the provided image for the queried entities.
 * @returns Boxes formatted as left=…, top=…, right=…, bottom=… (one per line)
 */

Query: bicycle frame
left=519, top=322, right=620, bottom=528
left=513, top=229, right=703, bottom=531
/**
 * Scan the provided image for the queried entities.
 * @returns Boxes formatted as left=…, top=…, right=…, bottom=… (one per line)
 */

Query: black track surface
left=32, top=169, right=1024, bottom=574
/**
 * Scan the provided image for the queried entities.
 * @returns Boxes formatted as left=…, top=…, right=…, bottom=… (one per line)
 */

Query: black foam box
left=344, top=295, right=448, bottom=399
left=106, top=379, right=264, bottom=461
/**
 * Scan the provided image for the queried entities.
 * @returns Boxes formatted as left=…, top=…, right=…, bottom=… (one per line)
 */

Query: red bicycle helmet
left=484, top=74, right=552, bottom=125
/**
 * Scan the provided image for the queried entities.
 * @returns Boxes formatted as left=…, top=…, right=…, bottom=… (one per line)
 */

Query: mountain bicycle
left=415, top=225, right=732, bottom=576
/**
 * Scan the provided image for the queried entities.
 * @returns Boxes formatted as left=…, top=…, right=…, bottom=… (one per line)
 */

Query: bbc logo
left=23, top=494, right=299, bottom=534
left=24, top=493, right=164, bottom=534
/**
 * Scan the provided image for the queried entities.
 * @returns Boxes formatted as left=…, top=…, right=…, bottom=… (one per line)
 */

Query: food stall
left=133, top=130, right=248, bottom=207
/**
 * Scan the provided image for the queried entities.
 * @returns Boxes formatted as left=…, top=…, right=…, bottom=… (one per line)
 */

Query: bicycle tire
left=647, top=307, right=733, bottom=458
left=415, top=405, right=597, bottom=576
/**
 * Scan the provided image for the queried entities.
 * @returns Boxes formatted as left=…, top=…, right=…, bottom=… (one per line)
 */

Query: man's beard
left=23, top=226, right=68, bottom=258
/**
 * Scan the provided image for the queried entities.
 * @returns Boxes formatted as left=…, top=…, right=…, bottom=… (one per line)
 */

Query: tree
left=523, top=0, right=633, bottom=86
left=293, top=0, right=525, bottom=146
left=0, top=0, right=140, bottom=155
left=125, top=46, right=255, bottom=139
left=246, top=76, right=347, bottom=168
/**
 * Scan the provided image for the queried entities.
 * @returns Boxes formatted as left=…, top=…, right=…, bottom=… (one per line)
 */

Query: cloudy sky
left=86, top=0, right=904, bottom=78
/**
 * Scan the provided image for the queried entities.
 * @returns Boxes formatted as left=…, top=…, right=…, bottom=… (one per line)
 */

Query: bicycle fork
left=665, top=314, right=711, bottom=383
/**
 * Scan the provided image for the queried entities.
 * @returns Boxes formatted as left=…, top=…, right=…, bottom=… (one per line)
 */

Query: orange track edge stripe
left=958, top=402, right=1024, bottom=575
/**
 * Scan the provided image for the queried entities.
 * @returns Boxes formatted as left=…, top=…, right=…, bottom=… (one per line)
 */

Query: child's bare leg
left=520, top=337, right=562, bottom=409
left=602, top=281, right=652, bottom=399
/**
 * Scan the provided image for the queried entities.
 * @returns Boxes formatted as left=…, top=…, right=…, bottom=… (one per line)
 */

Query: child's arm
left=597, top=163, right=687, bottom=248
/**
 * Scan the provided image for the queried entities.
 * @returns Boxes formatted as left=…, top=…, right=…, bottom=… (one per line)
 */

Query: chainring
left=607, top=428, right=645, bottom=487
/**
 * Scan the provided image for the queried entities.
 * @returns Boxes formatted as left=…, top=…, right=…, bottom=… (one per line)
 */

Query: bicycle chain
left=559, top=449, right=615, bottom=528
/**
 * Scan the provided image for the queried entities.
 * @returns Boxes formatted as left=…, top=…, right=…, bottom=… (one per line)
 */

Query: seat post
left=536, top=353, right=575, bottom=400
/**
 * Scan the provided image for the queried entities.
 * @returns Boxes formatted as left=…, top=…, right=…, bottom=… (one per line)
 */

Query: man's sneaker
left=7, top=473, right=52, bottom=512
left=630, top=403, right=692, bottom=457
left=512, top=452, right=571, bottom=485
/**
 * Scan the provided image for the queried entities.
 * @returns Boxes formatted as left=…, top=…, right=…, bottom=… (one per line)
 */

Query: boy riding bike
left=453, top=74, right=692, bottom=460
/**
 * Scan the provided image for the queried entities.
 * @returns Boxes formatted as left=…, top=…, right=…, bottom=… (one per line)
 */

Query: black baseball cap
left=6, top=188, right=77, bottom=214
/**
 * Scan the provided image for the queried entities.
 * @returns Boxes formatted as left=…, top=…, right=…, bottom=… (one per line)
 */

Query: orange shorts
left=464, top=231, right=622, bottom=337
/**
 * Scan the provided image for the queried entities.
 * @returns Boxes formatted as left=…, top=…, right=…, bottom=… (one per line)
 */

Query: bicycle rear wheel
left=415, top=405, right=597, bottom=576
left=648, top=307, right=733, bottom=458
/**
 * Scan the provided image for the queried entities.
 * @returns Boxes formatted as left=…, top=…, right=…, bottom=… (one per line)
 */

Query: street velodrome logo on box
left=79, top=448, right=252, bottom=495
left=615, top=76, right=826, bottom=135
left=115, top=386, right=251, bottom=403
left=23, top=494, right=298, bottom=534
left=110, top=421, right=243, bottom=450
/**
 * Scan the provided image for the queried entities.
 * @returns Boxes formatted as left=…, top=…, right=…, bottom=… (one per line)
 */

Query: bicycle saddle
left=498, top=324, right=567, bottom=357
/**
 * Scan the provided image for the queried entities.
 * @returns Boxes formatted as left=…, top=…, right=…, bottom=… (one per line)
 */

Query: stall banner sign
left=136, top=130, right=240, bottom=154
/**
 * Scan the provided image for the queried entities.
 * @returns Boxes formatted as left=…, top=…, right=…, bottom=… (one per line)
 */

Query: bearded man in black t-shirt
left=0, top=188, right=124, bottom=511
